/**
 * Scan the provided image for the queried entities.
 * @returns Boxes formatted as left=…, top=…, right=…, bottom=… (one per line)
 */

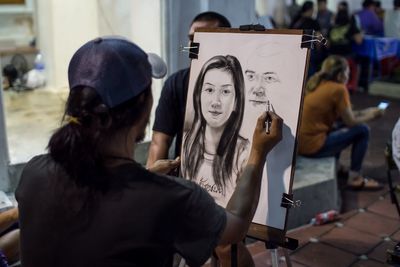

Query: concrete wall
left=35, top=0, right=162, bottom=138
left=97, top=0, right=132, bottom=37
left=36, top=0, right=100, bottom=89
left=35, top=0, right=162, bottom=91
left=130, top=0, right=162, bottom=135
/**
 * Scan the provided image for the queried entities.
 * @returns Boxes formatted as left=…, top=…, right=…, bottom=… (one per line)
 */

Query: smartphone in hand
left=378, top=101, right=389, bottom=110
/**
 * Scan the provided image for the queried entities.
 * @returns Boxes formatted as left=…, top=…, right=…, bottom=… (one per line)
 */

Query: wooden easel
left=179, top=26, right=318, bottom=267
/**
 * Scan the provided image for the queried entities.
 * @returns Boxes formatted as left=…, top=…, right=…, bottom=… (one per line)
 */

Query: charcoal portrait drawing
left=182, top=32, right=308, bottom=230
left=243, top=43, right=296, bottom=229
left=181, top=55, right=250, bottom=206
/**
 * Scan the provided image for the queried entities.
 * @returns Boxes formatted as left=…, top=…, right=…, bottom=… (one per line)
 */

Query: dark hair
left=335, top=9, right=350, bottom=25
left=338, top=1, right=349, bottom=10
left=395, top=0, right=400, bottom=8
left=291, top=1, right=314, bottom=28
left=301, top=1, right=314, bottom=14
left=48, top=86, right=151, bottom=190
left=182, top=55, right=244, bottom=192
left=306, top=55, right=348, bottom=93
left=363, top=0, right=375, bottom=8
left=192, top=11, right=231, bottom=28
left=317, top=0, right=327, bottom=4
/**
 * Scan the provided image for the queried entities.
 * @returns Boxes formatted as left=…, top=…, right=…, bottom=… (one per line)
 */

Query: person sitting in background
left=290, top=1, right=321, bottom=31
left=328, top=2, right=363, bottom=92
left=288, top=0, right=301, bottom=24
left=299, top=55, right=384, bottom=190
left=354, top=0, right=383, bottom=92
left=337, top=0, right=348, bottom=12
left=290, top=1, right=322, bottom=76
left=354, top=0, right=384, bottom=36
left=316, top=0, right=333, bottom=37
left=329, top=3, right=363, bottom=56
left=373, top=0, right=385, bottom=21
left=15, top=36, right=283, bottom=267
left=384, top=0, right=400, bottom=38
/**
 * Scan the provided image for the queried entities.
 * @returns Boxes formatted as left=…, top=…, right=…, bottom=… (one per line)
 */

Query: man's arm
left=0, top=208, right=18, bottom=233
left=146, top=131, right=173, bottom=168
left=147, top=69, right=188, bottom=169
left=219, top=112, right=283, bottom=245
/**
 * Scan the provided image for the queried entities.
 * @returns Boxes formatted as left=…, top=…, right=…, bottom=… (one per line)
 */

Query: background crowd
left=285, top=0, right=400, bottom=89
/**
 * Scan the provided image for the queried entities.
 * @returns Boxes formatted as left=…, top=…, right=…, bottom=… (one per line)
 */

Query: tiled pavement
left=247, top=189, right=400, bottom=267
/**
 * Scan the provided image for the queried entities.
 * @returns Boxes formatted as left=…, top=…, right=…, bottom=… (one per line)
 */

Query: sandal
left=347, top=177, right=383, bottom=191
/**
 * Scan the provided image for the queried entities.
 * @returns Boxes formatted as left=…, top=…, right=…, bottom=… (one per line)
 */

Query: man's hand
left=147, top=157, right=180, bottom=175
left=146, top=131, right=173, bottom=168
left=220, top=111, right=283, bottom=245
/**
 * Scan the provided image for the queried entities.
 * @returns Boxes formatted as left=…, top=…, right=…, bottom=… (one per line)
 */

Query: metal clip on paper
left=180, top=42, right=200, bottom=59
left=301, top=29, right=327, bottom=49
left=239, top=24, right=266, bottom=31
left=281, top=193, right=301, bottom=209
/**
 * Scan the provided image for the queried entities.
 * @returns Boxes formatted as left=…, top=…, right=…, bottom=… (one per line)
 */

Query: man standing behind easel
left=147, top=11, right=231, bottom=168
left=147, top=11, right=255, bottom=267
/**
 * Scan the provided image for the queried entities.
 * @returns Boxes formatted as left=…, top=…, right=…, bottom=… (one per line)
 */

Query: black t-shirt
left=153, top=68, right=190, bottom=158
left=328, top=17, right=361, bottom=56
left=291, top=17, right=321, bottom=31
left=16, top=154, right=226, bottom=267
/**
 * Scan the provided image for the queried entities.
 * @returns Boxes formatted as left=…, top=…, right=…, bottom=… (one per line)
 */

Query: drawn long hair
left=182, top=55, right=245, bottom=193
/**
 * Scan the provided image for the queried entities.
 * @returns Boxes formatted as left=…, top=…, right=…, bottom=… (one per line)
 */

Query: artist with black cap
left=15, top=36, right=282, bottom=267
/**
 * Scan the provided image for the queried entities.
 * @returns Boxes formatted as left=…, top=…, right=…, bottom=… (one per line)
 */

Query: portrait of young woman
left=182, top=55, right=250, bottom=206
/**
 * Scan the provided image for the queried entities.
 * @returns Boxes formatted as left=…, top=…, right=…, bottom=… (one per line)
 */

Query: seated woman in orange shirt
left=298, top=55, right=384, bottom=190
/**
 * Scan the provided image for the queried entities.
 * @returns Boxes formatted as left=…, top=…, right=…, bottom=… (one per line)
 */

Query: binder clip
left=301, top=30, right=327, bottom=49
left=180, top=42, right=199, bottom=59
left=281, top=193, right=301, bottom=209
left=239, top=24, right=266, bottom=31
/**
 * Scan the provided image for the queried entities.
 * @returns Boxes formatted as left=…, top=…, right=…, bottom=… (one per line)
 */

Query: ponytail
left=306, top=71, right=323, bottom=93
left=48, top=86, right=151, bottom=190
left=305, top=55, right=348, bottom=94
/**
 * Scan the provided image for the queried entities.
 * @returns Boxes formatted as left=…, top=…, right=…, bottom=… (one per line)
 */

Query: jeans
left=307, top=124, right=370, bottom=172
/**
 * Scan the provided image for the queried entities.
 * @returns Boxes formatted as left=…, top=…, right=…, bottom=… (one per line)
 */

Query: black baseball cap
left=68, top=36, right=167, bottom=108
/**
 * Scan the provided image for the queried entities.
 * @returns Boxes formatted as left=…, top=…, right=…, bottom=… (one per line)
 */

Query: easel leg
left=211, top=251, right=219, bottom=267
left=265, top=245, right=292, bottom=267
left=270, top=248, right=279, bottom=267
left=231, top=243, right=237, bottom=267
left=266, top=242, right=279, bottom=267
left=283, top=248, right=292, bottom=267
left=214, top=243, right=243, bottom=267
